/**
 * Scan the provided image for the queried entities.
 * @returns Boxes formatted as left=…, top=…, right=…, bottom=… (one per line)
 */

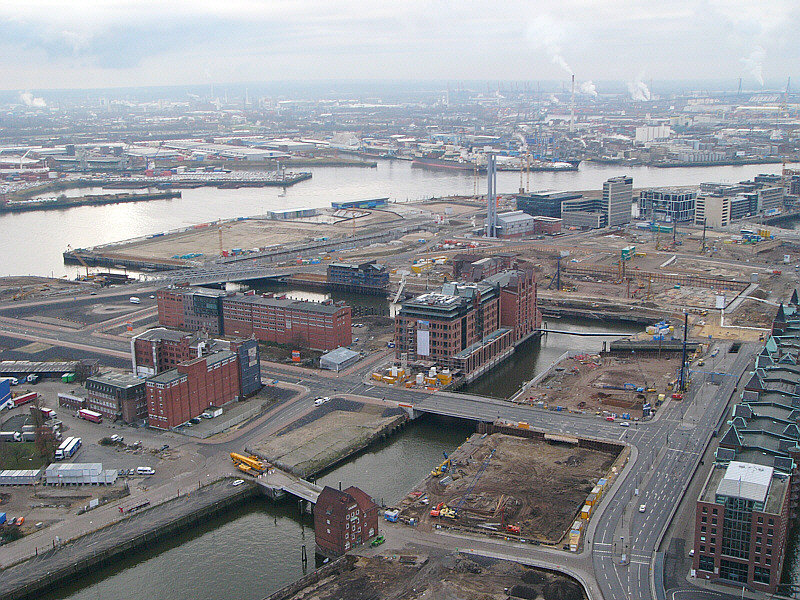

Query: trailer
left=78, top=408, right=102, bottom=423
left=11, top=392, right=37, bottom=408
left=55, top=436, right=81, bottom=460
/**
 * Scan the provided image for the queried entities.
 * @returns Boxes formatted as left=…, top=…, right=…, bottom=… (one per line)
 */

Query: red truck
left=12, top=392, right=38, bottom=408
left=78, top=408, right=103, bottom=423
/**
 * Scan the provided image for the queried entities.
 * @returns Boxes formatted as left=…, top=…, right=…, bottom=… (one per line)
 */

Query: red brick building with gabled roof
left=314, top=485, right=379, bottom=557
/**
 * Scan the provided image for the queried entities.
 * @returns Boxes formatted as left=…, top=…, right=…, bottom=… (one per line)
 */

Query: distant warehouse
left=331, top=198, right=388, bottom=210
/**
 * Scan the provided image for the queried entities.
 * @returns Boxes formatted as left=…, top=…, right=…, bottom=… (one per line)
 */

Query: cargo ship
left=411, top=154, right=485, bottom=173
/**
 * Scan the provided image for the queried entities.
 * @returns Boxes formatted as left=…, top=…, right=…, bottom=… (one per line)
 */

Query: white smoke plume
left=19, top=92, right=46, bottom=108
left=741, top=45, right=765, bottom=87
left=551, top=54, right=574, bottom=77
left=526, top=16, right=574, bottom=77
left=627, top=74, right=651, bottom=102
left=579, top=80, right=598, bottom=97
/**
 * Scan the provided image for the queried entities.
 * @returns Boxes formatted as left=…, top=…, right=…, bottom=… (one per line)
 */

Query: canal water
left=43, top=417, right=475, bottom=600
left=5, top=160, right=798, bottom=278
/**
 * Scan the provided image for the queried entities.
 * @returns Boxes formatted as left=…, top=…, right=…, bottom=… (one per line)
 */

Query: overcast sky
left=1, top=0, right=798, bottom=91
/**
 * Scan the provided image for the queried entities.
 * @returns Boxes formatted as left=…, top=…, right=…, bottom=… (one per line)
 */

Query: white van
left=136, top=466, right=155, bottom=476
left=129, top=297, right=141, bottom=304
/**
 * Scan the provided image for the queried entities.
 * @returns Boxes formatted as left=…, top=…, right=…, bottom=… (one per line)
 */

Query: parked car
left=136, top=466, right=155, bottom=476
left=639, top=504, right=646, bottom=513
left=370, top=535, right=385, bottom=547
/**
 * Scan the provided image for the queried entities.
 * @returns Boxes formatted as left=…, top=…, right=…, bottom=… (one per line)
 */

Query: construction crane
left=451, top=448, right=495, bottom=517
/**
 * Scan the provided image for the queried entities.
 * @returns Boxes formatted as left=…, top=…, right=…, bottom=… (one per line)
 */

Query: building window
left=701, top=526, right=707, bottom=532
left=698, top=556, right=714, bottom=572
left=753, top=566, right=770, bottom=584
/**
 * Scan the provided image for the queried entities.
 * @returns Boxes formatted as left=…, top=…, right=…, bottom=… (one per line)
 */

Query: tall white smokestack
left=486, top=154, right=497, bottom=238
left=569, top=74, right=575, bottom=133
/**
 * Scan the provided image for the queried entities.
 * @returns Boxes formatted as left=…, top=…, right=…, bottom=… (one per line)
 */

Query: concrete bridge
left=253, top=467, right=323, bottom=504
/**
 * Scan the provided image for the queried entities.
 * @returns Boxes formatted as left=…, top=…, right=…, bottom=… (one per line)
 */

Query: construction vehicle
left=230, top=452, right=266, bottom=473
left=236, top=463, right=260, bottom=476
left=431, top=452, right=451, bottom=477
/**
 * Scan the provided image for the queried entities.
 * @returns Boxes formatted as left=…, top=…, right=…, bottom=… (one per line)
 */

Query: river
left=5, top=160, right=798, bottom=278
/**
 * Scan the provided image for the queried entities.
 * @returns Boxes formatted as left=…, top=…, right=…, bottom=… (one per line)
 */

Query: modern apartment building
left=693, top=461, right=790, bottom=593
left=694, top=195, right=732, bottom=228
left=394, top=269, right=539, bottom=381
left=327, top=261, right=389, bottom=295
left=639, top=188, right=697, bottom=222
left=517, top=191, right=582, bottom=219
left=603, top=176, right=633, bottom=226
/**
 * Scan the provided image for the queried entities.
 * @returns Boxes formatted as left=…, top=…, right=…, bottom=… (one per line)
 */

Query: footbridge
left=253, top=467, right=323, bottom=504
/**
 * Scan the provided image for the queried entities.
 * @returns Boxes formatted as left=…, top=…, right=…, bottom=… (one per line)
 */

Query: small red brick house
left=314, top=485, right=379, bottom=557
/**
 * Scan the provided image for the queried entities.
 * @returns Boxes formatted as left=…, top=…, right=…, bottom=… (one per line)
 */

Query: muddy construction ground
left=522, top=353, right=680, bottom=417
left=286, top=553, right=585, bottom=600
left=397, top=433, right=620, bottom=544
left=249, top=398, right=405, bottom=477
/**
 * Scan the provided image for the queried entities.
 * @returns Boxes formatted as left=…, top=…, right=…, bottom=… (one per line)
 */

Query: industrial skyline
left=0, top=0, right=798, bottom=90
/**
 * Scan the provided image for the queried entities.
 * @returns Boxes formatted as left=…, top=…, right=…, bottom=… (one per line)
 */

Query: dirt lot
left=290, top=553, right=585, bottom=600
left=523, top=353, right=679, bottom=417
left=0, top=277, right=93, bottom=302
left=106, top=210, right=402, bottom=261
left=250, top=398, right=405, bottom=477
left=398, top=433, right=619, bottom=544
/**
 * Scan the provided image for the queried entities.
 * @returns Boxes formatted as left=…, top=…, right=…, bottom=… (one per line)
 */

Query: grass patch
left=0, top=441, right=50, bottom=469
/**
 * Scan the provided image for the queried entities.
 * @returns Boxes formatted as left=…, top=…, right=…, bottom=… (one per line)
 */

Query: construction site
left=520, top=351, right=682, bottom=417
left=277, top=553, right=586, bottom=600
left=395, top=432, right=624, bottom=547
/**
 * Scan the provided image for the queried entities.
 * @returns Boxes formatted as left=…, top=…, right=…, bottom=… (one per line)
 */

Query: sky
left=1, top=0, right=799, bottom=91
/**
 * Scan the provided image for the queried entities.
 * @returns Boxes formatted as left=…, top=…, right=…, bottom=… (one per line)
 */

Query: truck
left=11, top=392, right=37, bottom=408
left=39, top=407, right=56, bottom=420
left=78, top=408, right=102, bottom=423
left=25, top=374, right=38, bottom=384
left=61, top=373, right=76, bottom=384
left=55, top=436, right=81, bottom=460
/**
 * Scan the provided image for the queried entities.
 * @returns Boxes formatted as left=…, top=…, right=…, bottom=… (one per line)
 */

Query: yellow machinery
left=230, top=452, right=266, bottom=473
left=431, top=457, right=451, bottom=477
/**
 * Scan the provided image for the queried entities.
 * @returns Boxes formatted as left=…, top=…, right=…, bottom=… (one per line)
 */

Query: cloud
left=18, top=91, right=46, bottom=107
left=741, top=45, right=766, bottom=86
